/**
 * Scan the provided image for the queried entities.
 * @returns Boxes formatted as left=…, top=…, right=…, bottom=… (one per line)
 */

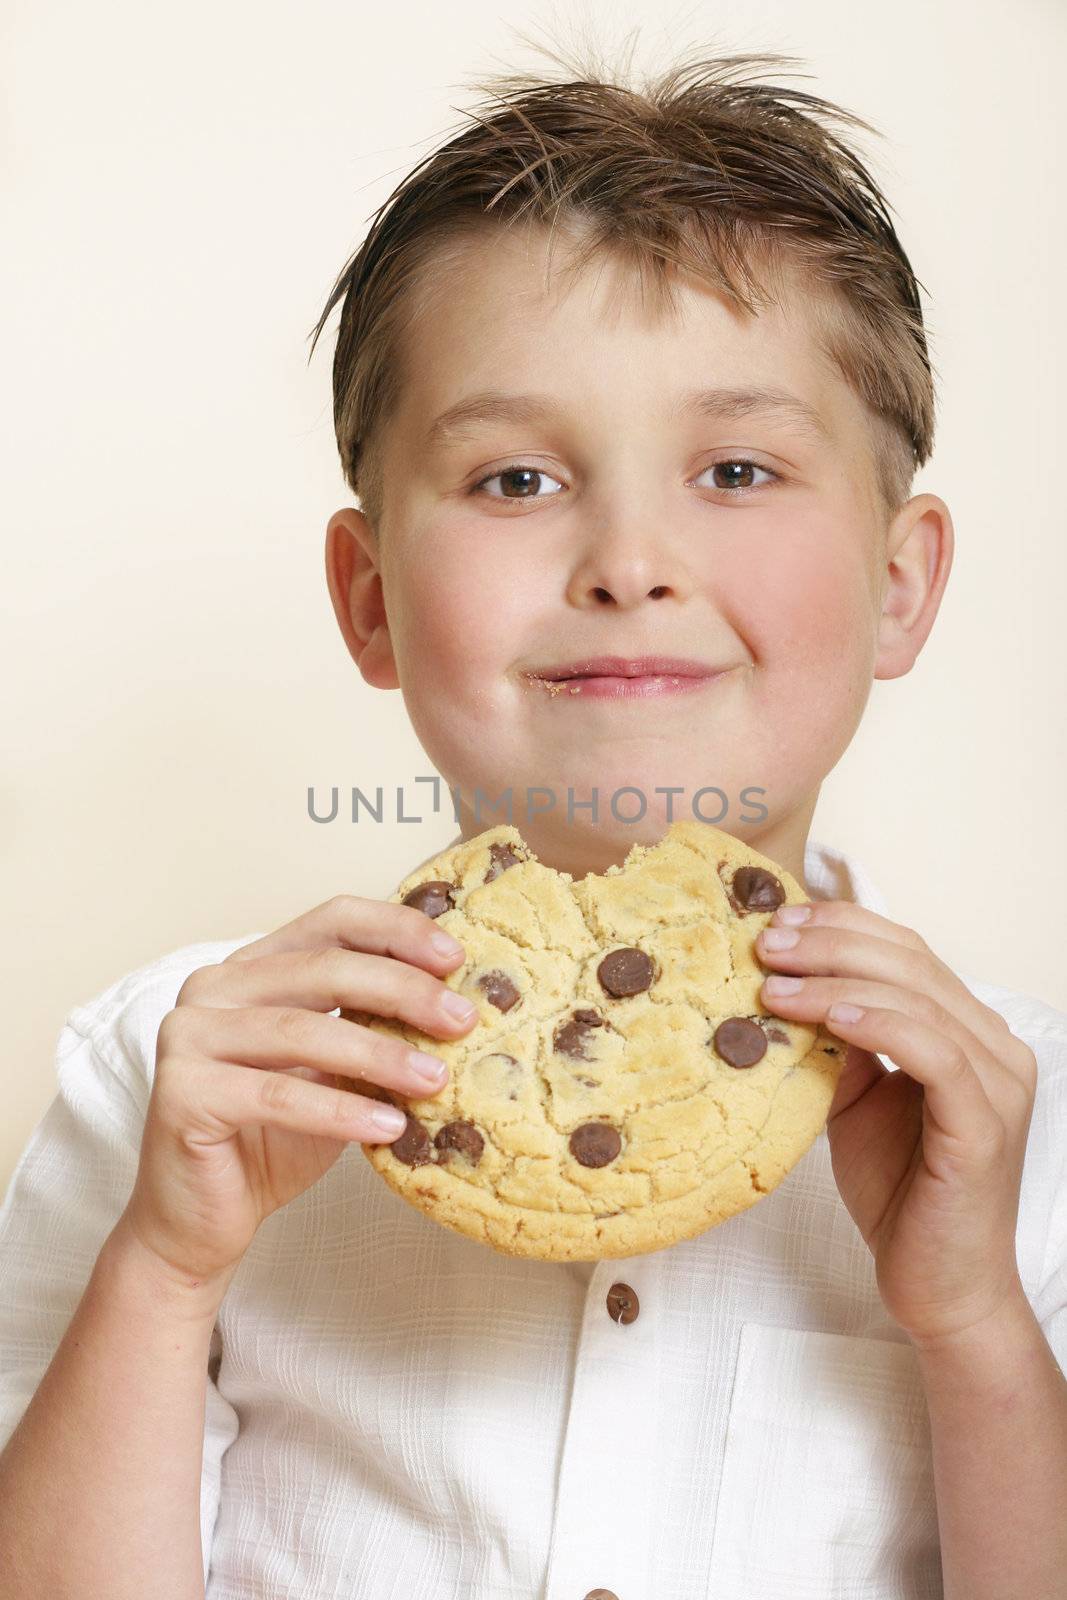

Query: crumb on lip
left=525, top=673, right=691, bottom=696
left=521, top=673, right=572, bottom=696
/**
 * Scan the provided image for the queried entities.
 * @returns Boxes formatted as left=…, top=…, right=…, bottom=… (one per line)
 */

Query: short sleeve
left=0, top=1016, right=240, bottom=1587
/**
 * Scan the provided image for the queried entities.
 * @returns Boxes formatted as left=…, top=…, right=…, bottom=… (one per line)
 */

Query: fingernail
left=407, top=1050, right=448, bottom=1085
left=441, top=990, right=477, bottom=1021
left=776, top=904, right=812, bottom=926
left=762, top=927, right=799, bottom=950
left=369, top=1105, right=408, bottom=1134
left=828, top=1003, right=865, bottom=1023
left=764, top=975, right=804, bottom=995
left=431, top=931, right=464, bottom=957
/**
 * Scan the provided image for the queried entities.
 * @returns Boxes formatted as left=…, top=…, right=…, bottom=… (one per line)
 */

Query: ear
left=324, top=508, right=400, bottom=689
left=873, top=493, right=954, bottom=681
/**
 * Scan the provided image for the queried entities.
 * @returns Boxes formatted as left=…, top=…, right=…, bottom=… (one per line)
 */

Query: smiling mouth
left=521, top=659, right=733, bottom=700
left=524, top=655, right=722, bottom=683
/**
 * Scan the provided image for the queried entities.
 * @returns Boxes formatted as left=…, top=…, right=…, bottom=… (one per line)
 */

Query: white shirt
left=2, top=838, right=1065, bottom=1600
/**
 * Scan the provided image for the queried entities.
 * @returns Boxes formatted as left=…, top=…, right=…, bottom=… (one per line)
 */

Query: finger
left=157, top=1054, right=409, bottom=1146
left=222, top=894, right=466, bottom=970
left=759, top=971, right=1017, bottom=1119
left=178, top=945, right=478, bottom=1041
left=808, top=1002, right=1003, bottom=1153
left=159, top=1003, right=453, bottom=1101
left=772, top=899, right=927, bottom=952
left=758, top=910, right=1014, bottom=1065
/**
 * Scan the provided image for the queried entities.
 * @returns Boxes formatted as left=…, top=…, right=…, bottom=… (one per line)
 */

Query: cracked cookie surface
left=335, top=819, right=843, bottom=1261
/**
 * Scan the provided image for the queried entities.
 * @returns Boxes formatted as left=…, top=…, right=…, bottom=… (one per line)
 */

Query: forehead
left=390, top=220, right=851, bottom=438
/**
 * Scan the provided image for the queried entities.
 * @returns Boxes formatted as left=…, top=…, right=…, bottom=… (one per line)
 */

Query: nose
left=566, top=524, right=696, bottom=609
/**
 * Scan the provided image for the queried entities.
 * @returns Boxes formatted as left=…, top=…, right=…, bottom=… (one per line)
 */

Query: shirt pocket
left=706, top=1323, right=942, bottom=1600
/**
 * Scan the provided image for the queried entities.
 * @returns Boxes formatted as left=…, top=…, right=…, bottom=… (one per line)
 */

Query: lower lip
left=532, top=671, right=728, bottom=700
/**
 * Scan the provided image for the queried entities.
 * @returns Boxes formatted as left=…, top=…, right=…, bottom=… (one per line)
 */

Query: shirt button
left=583, top=1590, right=620, bottom=1599
left=606, top=1282, right=639, bottom=1324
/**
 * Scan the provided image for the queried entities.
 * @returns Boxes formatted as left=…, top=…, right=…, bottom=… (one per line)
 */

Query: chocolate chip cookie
left=335, top=819, right=843, bottom=1261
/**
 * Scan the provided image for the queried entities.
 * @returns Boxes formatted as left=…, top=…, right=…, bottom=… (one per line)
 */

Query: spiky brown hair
left=308, top=37, right=937, bottom=532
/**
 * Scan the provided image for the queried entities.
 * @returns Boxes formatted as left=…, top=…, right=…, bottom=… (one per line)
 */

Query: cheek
left=387, top=533, right=542, bottom=793
left=390, top=540, right=521, bottom=703
left=723, top=529, right=880, bottom=773
left=742, top=533, right=876, bottom=678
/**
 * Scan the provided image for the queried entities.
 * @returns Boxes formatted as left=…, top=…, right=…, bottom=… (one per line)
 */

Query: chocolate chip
left=713, top=1017, right=769, bottom=1069
left=476, top=969, right=521, bottom=1012
left=401, top=880, right=455, bottom=919
left=553, top=1009, right=604, bottom=1060
left=765, top=1024, right=791, bottom=1045
left=731, top=866, right=785, bottom=913
left=388, top=1113, right=434, bottom=1166
left=433, top=1120, right=484, bottom=1164
left=483, top=840, right=525, bottom=882
left=606, top=1282, right=640, bottom=1324
left=597, top=946, right=654, bottom=998
left=569, top=1121, right=621, bottom=1168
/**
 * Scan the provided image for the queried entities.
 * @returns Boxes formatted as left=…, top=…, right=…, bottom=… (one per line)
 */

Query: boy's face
left=327, top=223, right=950, bottom=883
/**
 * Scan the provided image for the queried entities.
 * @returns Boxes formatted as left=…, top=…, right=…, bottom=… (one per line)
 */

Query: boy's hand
left=755, top=901, right=1039, bottom=1349
left=119, top=896, right=473, bottom=1293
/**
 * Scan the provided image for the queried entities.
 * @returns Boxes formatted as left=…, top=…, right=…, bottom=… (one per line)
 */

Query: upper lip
left=525, top=655, right=723, bottom=682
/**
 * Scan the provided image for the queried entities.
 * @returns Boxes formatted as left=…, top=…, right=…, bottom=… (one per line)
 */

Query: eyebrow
left=423, top=384, right=832, bottom=448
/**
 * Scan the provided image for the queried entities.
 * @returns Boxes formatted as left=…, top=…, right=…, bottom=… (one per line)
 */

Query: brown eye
left=474, top=464, right=565, bottom=500
left=702, top=459, right=776, bottom=493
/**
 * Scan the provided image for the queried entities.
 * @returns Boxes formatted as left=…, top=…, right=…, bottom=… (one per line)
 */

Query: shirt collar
left=804, top=837, right=890, bottom=920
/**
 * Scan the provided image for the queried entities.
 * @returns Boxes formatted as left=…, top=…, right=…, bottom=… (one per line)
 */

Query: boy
left=1, top=43, right=1064, bottom=1600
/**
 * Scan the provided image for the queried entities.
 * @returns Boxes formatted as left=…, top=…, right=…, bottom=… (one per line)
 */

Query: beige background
left=3, top=0, right=1064, bottom=1192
